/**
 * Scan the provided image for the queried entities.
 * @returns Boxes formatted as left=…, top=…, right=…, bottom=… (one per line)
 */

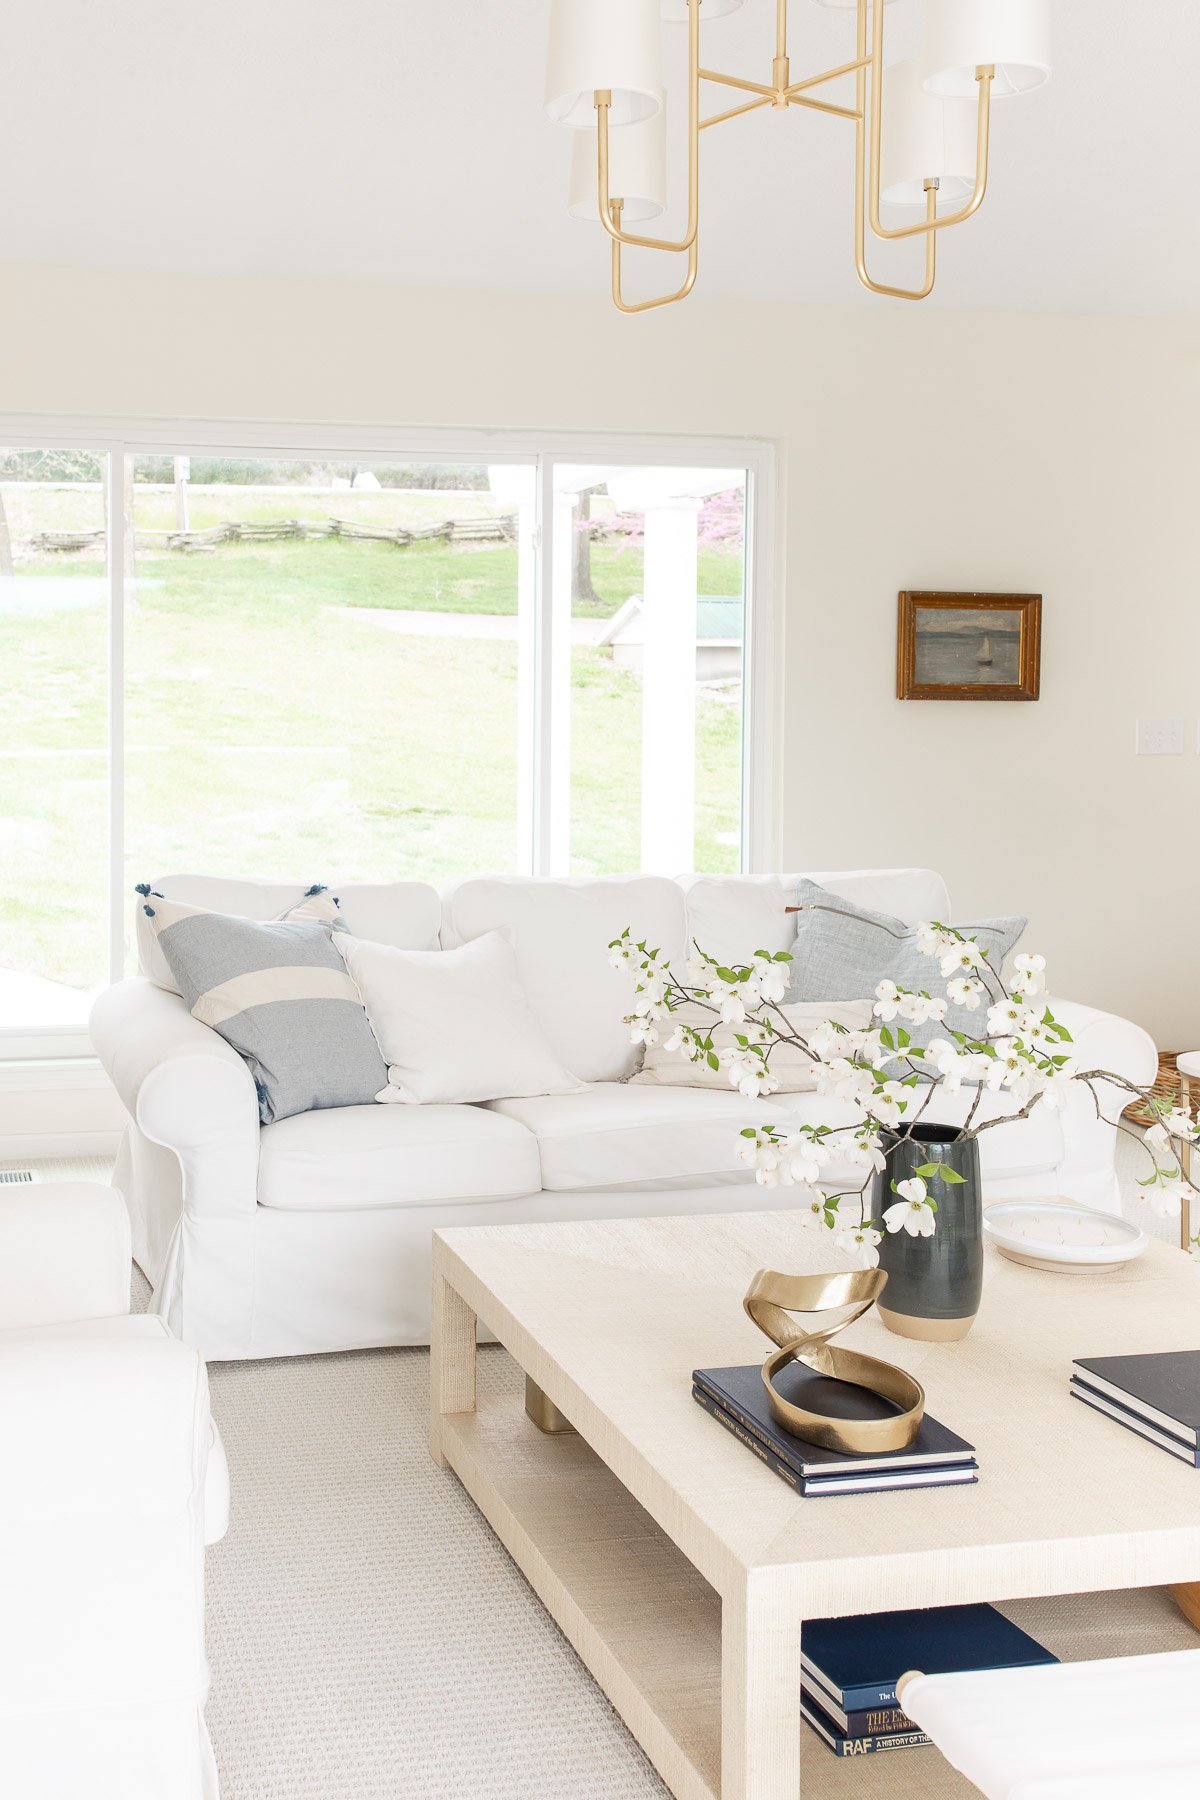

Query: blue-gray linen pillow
left=786, top=878, right=1026, bottom=1049
left=139, top=890, right=388, bottom=1124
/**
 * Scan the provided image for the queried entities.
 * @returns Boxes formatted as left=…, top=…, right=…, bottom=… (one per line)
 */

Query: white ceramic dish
left=983, top=1199, right=1149, bottom=1274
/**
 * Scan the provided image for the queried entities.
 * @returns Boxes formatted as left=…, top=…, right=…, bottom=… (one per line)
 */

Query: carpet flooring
left=8, top=1144, right=1196, bottom=1799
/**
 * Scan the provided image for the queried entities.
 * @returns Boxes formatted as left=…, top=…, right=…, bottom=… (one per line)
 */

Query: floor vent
left=0, top=1169, right=35, bottom=1184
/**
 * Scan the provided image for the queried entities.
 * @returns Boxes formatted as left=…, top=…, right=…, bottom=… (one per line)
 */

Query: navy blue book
left=1072, top=1351, right=1200, bottom=1449
left=800, top=1688, right=929, bottom=1757
left=801, top=1604, right=1056, bottom=1714
left=693, top=1362, right=976, bottom=1478
left=691, top=1386, right=977, bottom=1497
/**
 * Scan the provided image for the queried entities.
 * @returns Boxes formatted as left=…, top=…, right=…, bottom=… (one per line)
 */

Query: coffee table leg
left=429, top=1256, right=476, bottom=1467
left=722, top=1572, right=804, bottom=1799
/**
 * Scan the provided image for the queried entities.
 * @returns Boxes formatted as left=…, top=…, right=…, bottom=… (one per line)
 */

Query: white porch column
left=640, top=496, right=700, bottom=876
left=514, top=494, right=537, bottom=873
left=546, top=490, right=577, bottom=875
left=488, top=465, right=538, bottom=872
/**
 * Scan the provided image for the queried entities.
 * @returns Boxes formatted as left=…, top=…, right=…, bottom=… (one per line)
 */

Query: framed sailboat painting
left=897, top=592, right=1041, bottom=701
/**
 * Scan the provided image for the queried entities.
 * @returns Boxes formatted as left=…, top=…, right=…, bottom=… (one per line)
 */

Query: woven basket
left=1122, top=1052, right=1184, bottom=1129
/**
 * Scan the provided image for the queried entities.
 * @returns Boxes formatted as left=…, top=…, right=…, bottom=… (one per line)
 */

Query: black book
left=1072, top=1351, right=1200, bottom=1447
left=800, top=1688, right=930, bottom=1757
left=801, top=1603, right=1057, bottom=1715
left=692, top=1386, right=977, bottom=1496
left=693, top=1361, right=976, bottom=1478
left=1070, top=1379, right=1200, bottom=1467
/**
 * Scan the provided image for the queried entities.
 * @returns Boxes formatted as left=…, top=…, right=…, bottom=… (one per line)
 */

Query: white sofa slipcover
left=90, top=869, right=1157, bottom=1362
left=0, top=1183, right=226, bottom=1800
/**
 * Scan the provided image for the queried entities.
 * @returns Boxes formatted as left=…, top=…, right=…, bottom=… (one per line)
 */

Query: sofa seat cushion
left=257, top=1103, right=540, bottom=1212
left=486, top=1083, right=786, bottom=1191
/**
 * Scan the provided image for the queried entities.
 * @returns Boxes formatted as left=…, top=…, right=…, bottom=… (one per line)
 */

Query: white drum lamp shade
left=546, top=0, right=663, bottom=130
left=921, top=0, right=1051, bottom=100
left=660, top=0, right=744, bottom=19
left=880, top=59, right=978, bottom=207
left=569, top=101, right=667, bottom=222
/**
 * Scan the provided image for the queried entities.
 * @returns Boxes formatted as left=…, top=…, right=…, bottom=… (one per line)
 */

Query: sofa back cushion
left=136, top=875, right=441, bottom=990
left=680, top=869, right=953, bottom=969
left=440, top=876, right=687, bottom=1083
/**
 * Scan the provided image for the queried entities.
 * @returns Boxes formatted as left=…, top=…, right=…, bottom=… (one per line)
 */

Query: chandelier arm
left=610, top=200, right=699, bottom=314
left=784, top=53, right=872, bottom=99
left=596, top=0, right=700, bottom=255
left=855, top=183, right=938, bottom=300
left=787, top=92, right=861, bottom=122
left=701, top=94, right=773, bottom=132
left=865, top=0, right=993, bottom=241
left=698, top=69, right=776, bottom=100
left=853, top=0, right=936, bottom=301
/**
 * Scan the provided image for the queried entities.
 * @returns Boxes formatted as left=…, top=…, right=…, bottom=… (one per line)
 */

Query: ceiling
left=1, top=0, right=1195, bottom=315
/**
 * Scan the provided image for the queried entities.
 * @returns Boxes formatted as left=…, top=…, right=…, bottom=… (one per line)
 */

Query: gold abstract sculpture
left=744, top=1268, right=925, bottom=1454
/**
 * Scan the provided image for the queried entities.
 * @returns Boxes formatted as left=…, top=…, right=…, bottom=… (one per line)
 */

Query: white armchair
left=0, top=1182, right=227, bottom=1800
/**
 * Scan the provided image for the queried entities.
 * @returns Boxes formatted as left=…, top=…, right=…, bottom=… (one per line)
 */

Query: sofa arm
left=1044, top=997, right=1159, bottom=1209
left=90, top=978, right=260, bottom=1222
left=1047, top=996, right=1159, bottom=1091
left=0, top=1184, right=131, bottom=1330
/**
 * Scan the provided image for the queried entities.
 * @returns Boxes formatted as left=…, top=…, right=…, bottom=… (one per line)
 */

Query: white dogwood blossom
left=836, top=1224, right=883, bottom=1267
left=1011, top=953, right=1047, bottom=997
left=939, top=937, right=986, bottom=978
left=873, top=978, right=903, bottom=1022
left=883, top=1177, right=937, bottom=1237
left=946, top=976, right=985, bottom=1010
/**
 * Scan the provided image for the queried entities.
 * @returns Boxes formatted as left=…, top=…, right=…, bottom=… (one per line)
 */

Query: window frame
left=0, top=416, right=781, bottom=1060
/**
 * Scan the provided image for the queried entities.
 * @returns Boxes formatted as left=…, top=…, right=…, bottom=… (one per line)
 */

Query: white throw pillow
left=335, top=929, right=588, bottom=1106
left=630, top=999, right=875, bottom=1092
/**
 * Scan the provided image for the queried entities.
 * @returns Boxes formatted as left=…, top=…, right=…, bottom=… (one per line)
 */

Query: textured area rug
left=204, top=1343, right=669, bottom=1800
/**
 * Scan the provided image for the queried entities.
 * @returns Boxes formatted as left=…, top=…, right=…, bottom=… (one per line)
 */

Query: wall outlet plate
left=1135, top=717, right=1184, bottom=755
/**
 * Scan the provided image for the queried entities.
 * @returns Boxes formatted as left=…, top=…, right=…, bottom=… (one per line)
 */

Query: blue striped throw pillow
left=138, top=888, right=387, bottom=1123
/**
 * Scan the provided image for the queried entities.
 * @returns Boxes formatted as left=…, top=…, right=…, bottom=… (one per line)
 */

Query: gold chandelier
left=545, top=0, right=1051, bottom=313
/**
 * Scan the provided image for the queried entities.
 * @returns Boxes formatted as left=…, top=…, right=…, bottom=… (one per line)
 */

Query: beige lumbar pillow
left=630, top=999, right=874, bottom=1093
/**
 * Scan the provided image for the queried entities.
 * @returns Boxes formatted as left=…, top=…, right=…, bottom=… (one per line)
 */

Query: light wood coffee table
left=430, top=1209, right=1200, bottom=1799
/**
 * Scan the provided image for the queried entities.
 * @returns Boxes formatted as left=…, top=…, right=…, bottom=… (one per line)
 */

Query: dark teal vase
left=872, top=1124, right=983, bottom=1341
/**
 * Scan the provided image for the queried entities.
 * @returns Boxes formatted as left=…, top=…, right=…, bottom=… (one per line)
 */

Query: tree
left=572, top=483, right=604, bottom=605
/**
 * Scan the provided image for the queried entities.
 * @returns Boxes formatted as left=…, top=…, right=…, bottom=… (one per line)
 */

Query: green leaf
left=913, top=1162, right=940, bottom=1178
left=707, top=1052, right=719, bottom=1071
left=936, top=1167, right=966, bottom=1185
left=739, top=1128, right=758, bottom=1139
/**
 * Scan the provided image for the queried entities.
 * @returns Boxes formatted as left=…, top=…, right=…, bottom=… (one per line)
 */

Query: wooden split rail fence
left=26, top=514, right=517, bottom=556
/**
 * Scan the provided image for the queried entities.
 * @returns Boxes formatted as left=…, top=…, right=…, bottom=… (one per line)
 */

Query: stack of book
left=691, top=1361, right=977, bottom=1496
left=800, top=1604, right=1058, bottom=1758
left=1071, top=1349, right=1200, bottom=1466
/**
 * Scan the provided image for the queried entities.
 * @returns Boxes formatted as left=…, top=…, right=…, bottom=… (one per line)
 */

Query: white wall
left=0, top=266, right=1194, bottom=1046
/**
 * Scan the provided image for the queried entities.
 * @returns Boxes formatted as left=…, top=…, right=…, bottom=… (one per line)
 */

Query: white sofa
left=0, top=1182, right=228, bottom=1799
left=90, top=869, right=1157, bottom=1362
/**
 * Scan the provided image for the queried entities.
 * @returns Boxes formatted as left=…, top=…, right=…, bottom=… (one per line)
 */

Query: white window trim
left=0, top=416, right=782, bottom=1060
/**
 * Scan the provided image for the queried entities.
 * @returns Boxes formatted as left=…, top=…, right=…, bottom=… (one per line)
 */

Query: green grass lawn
left=1, top=521, right=744, bottom=999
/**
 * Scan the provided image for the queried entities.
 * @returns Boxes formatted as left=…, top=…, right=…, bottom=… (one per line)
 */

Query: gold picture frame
left=897, top=591, right=1042, bottom=702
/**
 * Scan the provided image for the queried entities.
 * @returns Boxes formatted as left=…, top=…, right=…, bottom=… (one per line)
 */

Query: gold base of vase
left=878, top=1304, right=977, bottom=1342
